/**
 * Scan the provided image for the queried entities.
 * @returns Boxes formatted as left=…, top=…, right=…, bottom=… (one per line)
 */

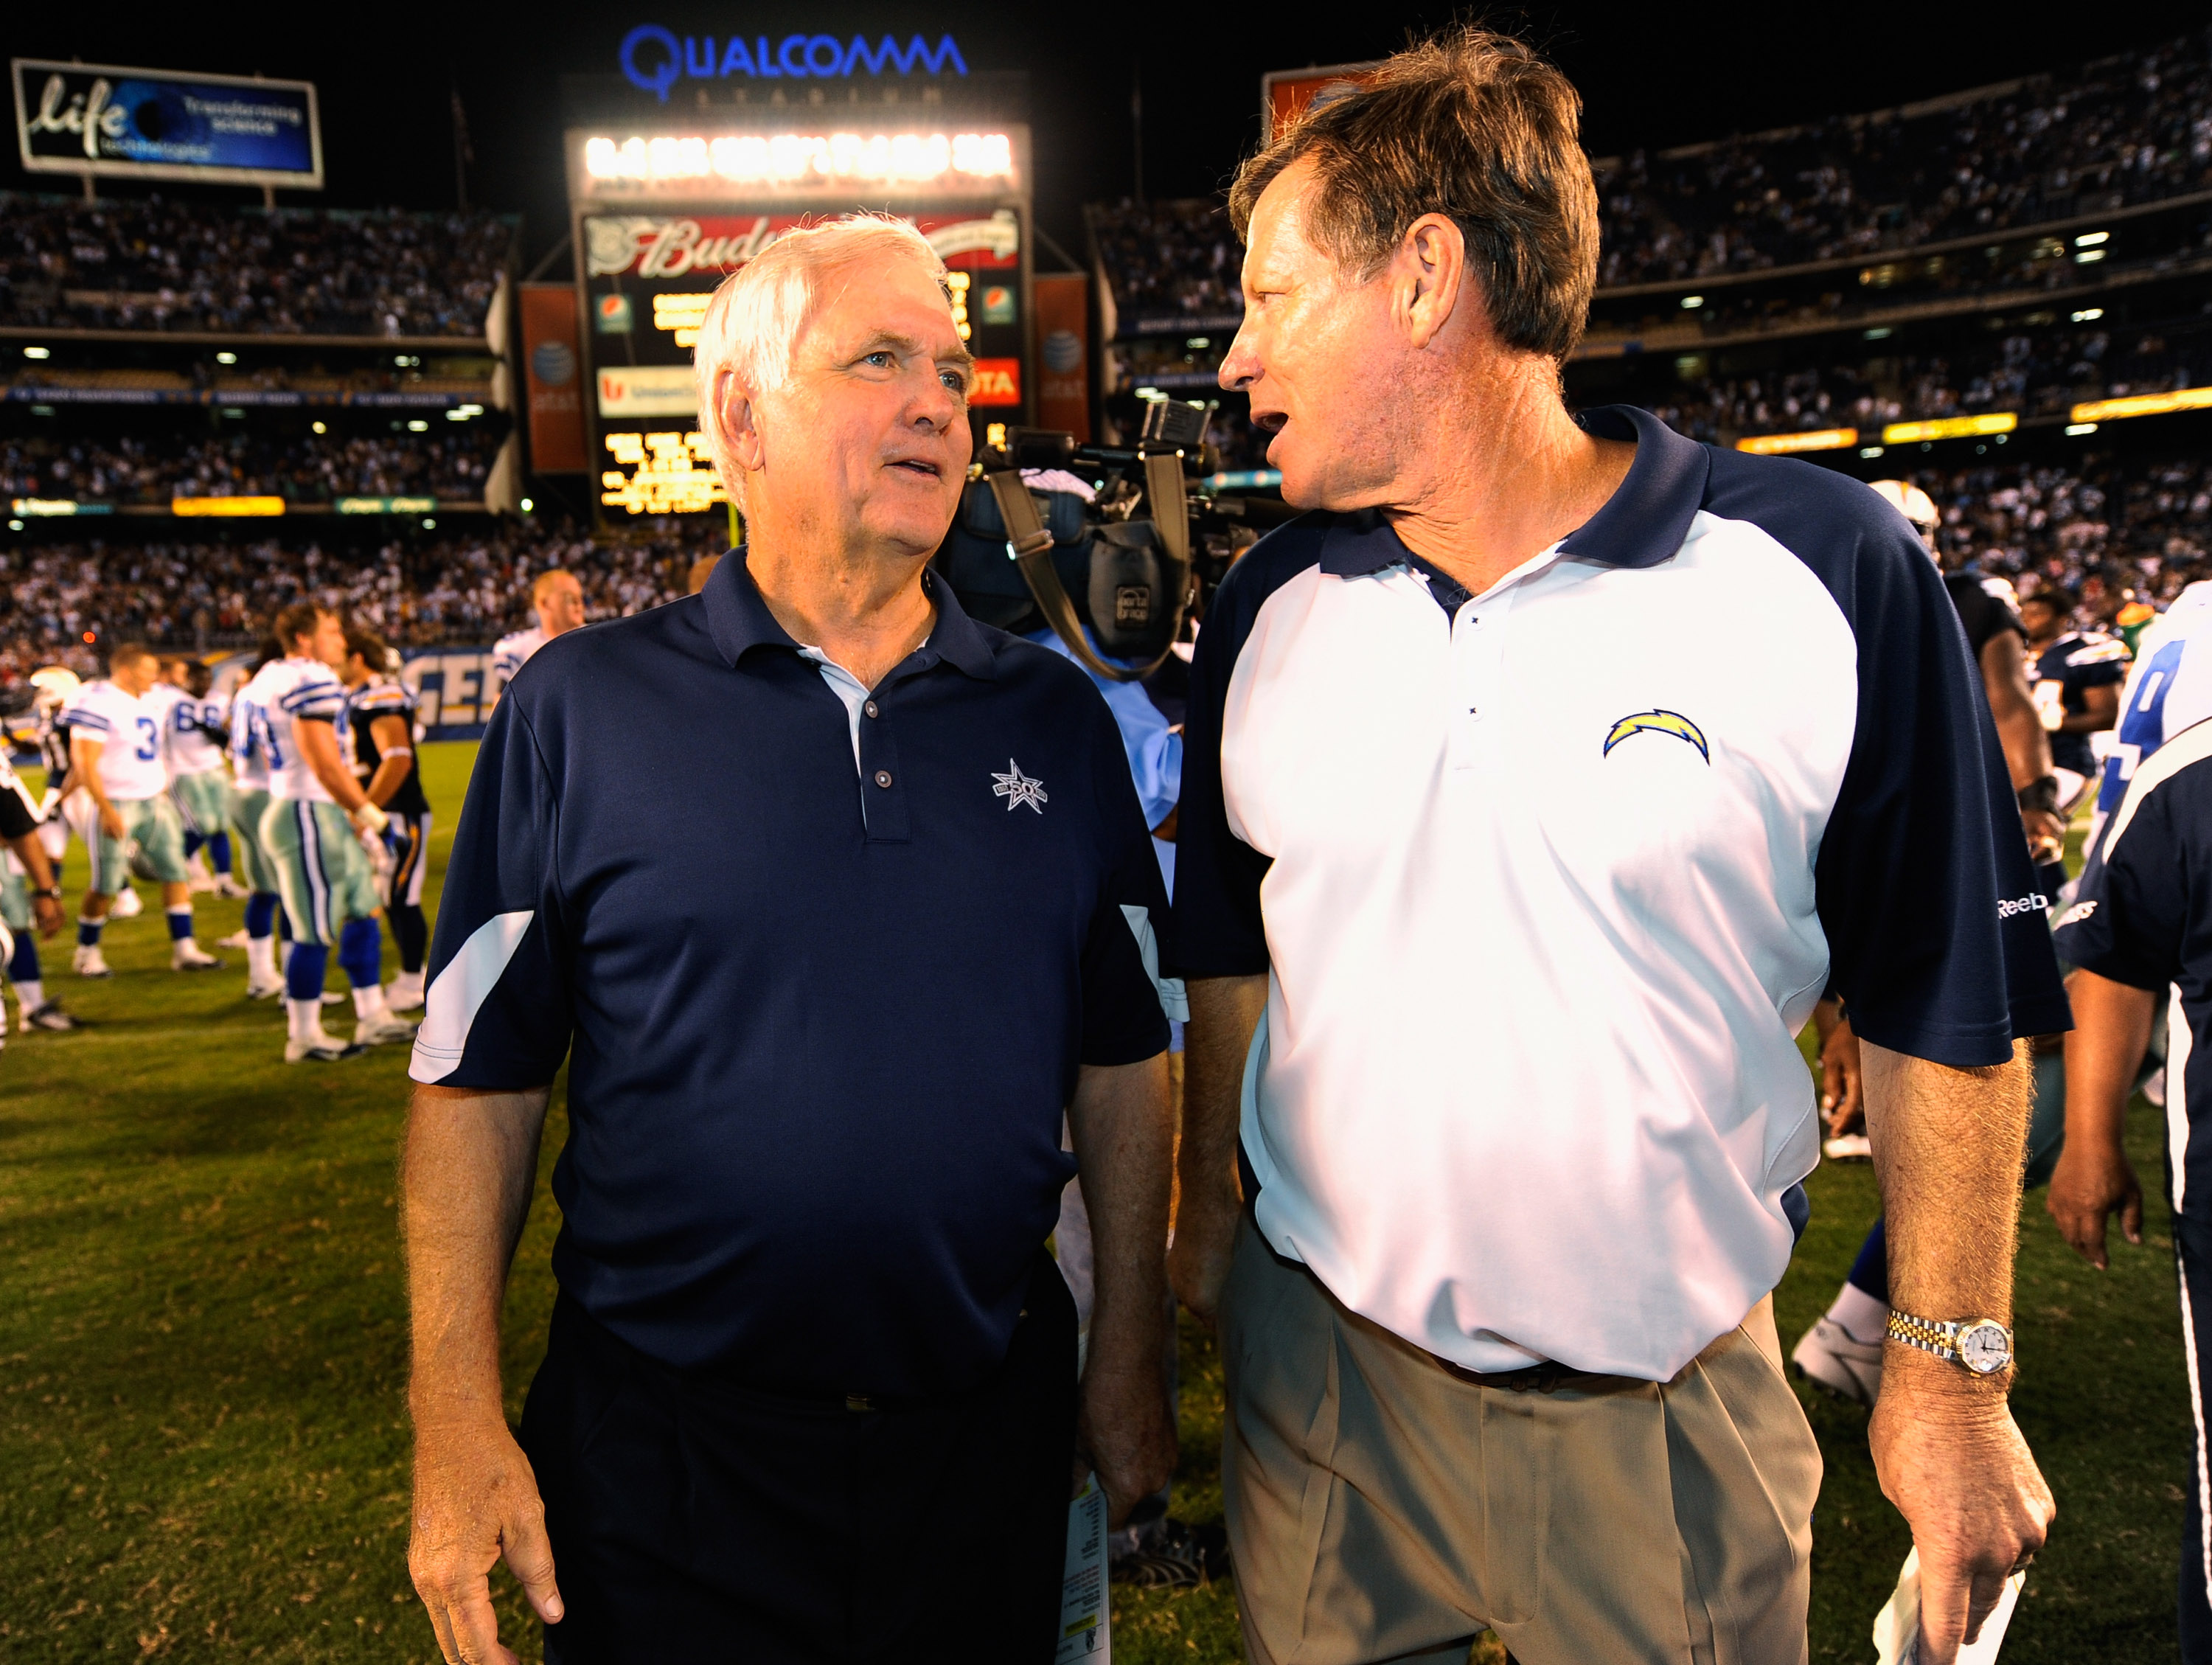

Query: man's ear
left=717, top=367, right=768, bottom=474
left=1397, top=214, right=1470, bottom=352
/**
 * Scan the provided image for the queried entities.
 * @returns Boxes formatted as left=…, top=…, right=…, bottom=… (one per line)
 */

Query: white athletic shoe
left=212, top=876, right=251, bottom=900
left=22, top=1001, right=80, bottom=1032
left=352, top=1015, right=419, bottom=1047
left=285, top=1035, right=364, bottom=1063
left=245, top=976, right=286, bottom=1001
left=1791, top=1317, right=1885, bottom=1405
left=108, top=887, right=143, bottom=919
left=173, top=942, right=224, bottom=971
left=385, top=971, right=425, bottom=1011
left=215, top=928, right=253, bottom=950
left=73, top=945, right=113, bottom=978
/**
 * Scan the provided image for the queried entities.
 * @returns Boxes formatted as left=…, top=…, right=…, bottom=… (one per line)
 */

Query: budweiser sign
left=584, top=212, right=1019, bottom=279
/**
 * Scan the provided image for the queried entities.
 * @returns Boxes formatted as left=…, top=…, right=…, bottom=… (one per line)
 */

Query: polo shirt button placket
left=1450, top=589, right=1514, bottom=771
left=855, top=692, right=911, bottom=844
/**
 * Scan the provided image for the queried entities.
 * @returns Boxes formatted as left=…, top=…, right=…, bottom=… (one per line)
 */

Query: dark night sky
left=5, top=2, right=2204, bottom=266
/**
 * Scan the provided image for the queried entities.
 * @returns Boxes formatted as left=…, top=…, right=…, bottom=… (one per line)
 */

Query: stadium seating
left=1594, top=31, right=2212, bottom=285
left=0, top=195, right=514, bottom=338
left=0, top=428, right=505, bottom=505
left=0, top=519, right=722, bottom=682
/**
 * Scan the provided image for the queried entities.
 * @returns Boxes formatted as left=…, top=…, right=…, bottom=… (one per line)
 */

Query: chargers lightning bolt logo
left=1602, top=709, right=1710, bottom=763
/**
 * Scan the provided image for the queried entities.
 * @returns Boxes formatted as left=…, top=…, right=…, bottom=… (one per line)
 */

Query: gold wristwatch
left=1885, top=1310, right=2014, bottom=1375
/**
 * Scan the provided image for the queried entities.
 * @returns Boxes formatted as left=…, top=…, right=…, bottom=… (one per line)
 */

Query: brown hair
left=344, top=623, right=393, bottom=671
left=108, top=642, right=155, bottom=672
left=1227, top=27, right=1599, bottom=364
left=272, top=602, right=331, bottom=653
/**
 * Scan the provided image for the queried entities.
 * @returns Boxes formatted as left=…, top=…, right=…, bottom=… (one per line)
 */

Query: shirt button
left=874, top=770, right=893, bottom=788
left=863, top=701, right=879, bottom=718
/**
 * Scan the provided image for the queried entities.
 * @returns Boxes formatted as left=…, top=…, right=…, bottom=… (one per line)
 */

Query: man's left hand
left=2021, top=807, right=2066, bottom=866
left=1073, top=1358, right=1176, bottom=1527
left=1869, top=1353, right=2053, bottom=1664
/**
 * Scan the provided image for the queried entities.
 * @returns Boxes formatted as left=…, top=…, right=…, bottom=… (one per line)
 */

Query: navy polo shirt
left=411, top=554, right=1175, bottom=1395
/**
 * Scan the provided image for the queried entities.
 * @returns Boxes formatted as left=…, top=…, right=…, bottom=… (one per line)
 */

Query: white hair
left=693, top=214, right=948, bottom=502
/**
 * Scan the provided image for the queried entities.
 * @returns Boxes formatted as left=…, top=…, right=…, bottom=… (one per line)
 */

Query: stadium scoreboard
left=563, top=121, right=1033, bottom=526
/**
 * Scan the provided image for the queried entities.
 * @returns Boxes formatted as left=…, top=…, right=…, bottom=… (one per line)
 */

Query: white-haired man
left=404, top=215, right=1178, bottom=1665
left=1171, top=29, right=2064, bottom=1665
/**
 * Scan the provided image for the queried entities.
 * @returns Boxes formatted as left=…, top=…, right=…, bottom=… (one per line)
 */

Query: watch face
left=1959, top=1321, right=2012, bottom=1374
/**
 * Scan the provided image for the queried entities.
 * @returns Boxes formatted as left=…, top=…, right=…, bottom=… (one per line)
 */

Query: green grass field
left=0, top=742, right=2185, bottom=1661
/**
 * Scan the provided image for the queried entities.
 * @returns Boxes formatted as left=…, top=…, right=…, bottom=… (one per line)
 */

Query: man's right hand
left=2046, top=1139, right=2143, bottom=1271
left=99, top=804, right=125, bottom=840
left=408, top=1416, right=563, bottom=1665
left=1167, top=1183, right=1239, bottom=1327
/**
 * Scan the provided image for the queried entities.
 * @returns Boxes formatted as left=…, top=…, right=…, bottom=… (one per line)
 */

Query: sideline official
left=1170, top=30, right=2067, bottom=1665
left=403, top=217, right=1178, bottom=1664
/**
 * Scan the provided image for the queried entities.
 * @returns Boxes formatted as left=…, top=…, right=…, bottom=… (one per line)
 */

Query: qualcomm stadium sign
left=619, top=26, right=967, bottom=102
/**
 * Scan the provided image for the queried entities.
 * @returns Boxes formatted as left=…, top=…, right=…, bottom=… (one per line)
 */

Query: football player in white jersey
left=27, top=667, right=80, bottom=869
left=160, top=656, right=248, bottom=900
left=256, top=602, right=416, bottom=1062
left=0, top=745, right=75, bottom=1039
left=2088, top=575, right=2212, bottom=860
left=226, top=639, right=293, bottom=998
left=490, top=568, right=585, bottom=700
left=60, top=644, right=220, bottom=976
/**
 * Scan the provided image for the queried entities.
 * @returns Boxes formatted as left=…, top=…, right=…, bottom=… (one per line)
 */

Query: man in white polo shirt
left=1169, top=29, right=2069, bottom=1665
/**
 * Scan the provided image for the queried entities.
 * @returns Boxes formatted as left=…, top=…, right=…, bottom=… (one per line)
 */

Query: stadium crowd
left=1091, top=30, right=2212, bottom=338
left=1, top=442, right=2202, bottom=688
left=1087, top=198, right=1244, bottom=328
left=0, top=428, right=504, bottom=505
left=0, top=520, right=714, bottom=682
left=1593, top=28, right=2212, bottom=284
left=1641, top=321, right=2212, bottom=441
left=0, top=196, right=513, bottom=337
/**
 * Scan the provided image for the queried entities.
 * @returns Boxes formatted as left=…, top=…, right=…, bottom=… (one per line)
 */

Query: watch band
left=1886, top=1309, right=2014, bottom=1374
left=2017, top=774, right=2061, bottom=815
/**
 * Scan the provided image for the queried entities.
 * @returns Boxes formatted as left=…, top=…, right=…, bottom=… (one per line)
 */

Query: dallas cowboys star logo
left=991, top=759, right=1048, bottom=813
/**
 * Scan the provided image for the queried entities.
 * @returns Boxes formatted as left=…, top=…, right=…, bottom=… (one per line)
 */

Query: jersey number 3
left=133, top=716, right=159, bottom=762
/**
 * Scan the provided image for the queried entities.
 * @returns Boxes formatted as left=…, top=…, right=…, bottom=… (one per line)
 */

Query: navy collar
left=703, top=548, right=998, bottom=681
left=1314, top=403, right=1712, bottom=580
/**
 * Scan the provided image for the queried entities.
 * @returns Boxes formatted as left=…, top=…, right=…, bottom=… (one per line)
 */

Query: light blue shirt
left=1026, top=627, right=1182, bottom=896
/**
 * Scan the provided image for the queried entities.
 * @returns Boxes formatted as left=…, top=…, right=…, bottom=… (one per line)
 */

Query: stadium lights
left=2066, top=423, right=2098, bottom=436
left=215, top=351, right=237, bottom=365
left=1734, top=428, right=1855, bottom=455
left=582, top=130, right=1015, bottom=187
left=2072, top=307, right=2104, bottom=322
left=1860, top=445, right=1885, bottom=459
left=5, top=519, right=20, bottom=531
left=1863, top=327, right=1893, bottom=341
left=423, top=518, right=437, bottom=529
left=2074, top=231, right=2109, bottom=247
left=2070, top=385, right=2212, bottom=423
left=21, top=345, right=49, bottom=359
left=311, top=420, right=327, bottom=434
left=521, top=497, right=535, bottom=512
left=1680, top=295, right=1704, bottom=309
left=2075, top=248, right=2106, bottom=264
left=1882, top=412, right=2016, bottom=445
left=407, top=419, right=430, bottom=432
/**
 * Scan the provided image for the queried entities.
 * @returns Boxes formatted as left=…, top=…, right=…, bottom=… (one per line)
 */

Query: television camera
left=933, top=399, right=1294, bottom=681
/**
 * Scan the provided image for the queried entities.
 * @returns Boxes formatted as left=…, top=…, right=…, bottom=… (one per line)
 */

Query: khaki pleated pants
left=1221, top=1219, right=1820, bottom=1665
